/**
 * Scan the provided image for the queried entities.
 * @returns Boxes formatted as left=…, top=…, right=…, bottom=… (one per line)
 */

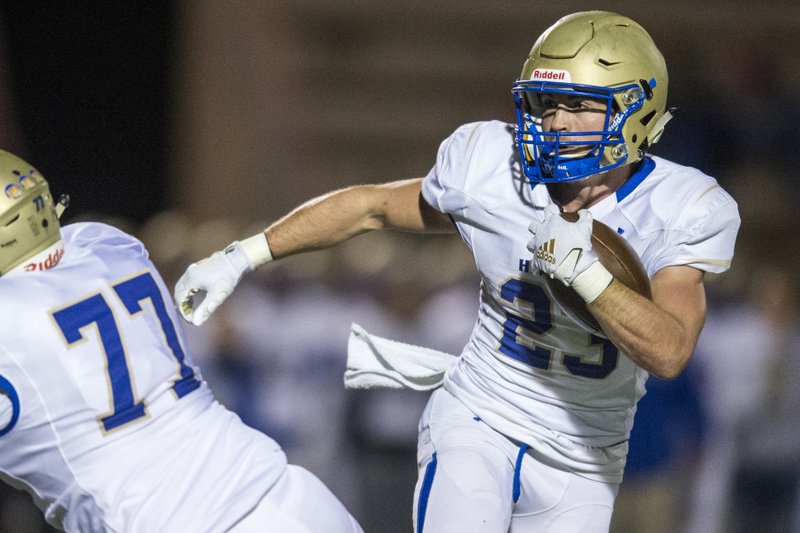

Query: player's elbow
left=651, top=362, right=684, bottom=381
left=648, top=346, right=693, bottom=380
left=645, top=313, right=703, bottom=379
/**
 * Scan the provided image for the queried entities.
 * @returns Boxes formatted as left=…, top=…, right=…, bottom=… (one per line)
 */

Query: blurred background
left=1, top=1, right=799, bottom=532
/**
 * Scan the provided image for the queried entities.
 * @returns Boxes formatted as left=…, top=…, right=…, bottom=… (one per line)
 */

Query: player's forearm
left=263, top=186, right=383, bottom=259
left=264, top=179, right=434, bottom=260
left=588, top=280, right=700, bottom=379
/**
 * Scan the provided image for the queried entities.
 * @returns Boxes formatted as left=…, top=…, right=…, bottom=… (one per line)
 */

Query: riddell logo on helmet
left=531, top=69, right=571, bottom=82
left=23, top=248, right=64, bottom=272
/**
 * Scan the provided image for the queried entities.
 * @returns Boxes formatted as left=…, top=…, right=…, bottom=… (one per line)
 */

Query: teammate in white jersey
left=0, top=149, right=363, bottom=533
left=175, top=11, right=740, bottom=533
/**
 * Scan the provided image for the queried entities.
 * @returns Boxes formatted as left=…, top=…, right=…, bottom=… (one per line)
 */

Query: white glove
left=527, top=204, right=612, bottom=303
left=174, top=233, right=272, bottom=326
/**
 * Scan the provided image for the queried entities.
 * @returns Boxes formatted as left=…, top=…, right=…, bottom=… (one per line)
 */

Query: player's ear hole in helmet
left=512, top=10, right=675, bottom=184
left=0, top=150, right=66, bottom=276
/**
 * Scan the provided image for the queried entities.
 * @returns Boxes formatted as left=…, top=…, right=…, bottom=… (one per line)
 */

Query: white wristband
left=239, top=233, right=273, bottom=270
left=571, top=261, right=613, bottom=303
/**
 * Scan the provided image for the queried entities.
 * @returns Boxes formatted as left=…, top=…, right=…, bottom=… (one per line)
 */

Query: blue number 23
left=498, top=278, right=618, bottom=379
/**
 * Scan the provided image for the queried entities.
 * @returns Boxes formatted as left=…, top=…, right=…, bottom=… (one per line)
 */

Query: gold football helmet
left=0, top=150, right=63, bottom=275
left=512, top=11, right=673, bottom=182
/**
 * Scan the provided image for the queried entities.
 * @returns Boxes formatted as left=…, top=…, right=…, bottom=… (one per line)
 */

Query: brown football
left=544, top=212, right=651, bottom=336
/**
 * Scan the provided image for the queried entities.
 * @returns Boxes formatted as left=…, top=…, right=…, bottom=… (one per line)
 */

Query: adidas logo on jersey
left=535, top=239, right=557, bottom=265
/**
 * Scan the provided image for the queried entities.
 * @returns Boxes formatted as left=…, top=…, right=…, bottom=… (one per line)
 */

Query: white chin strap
left=648, top=109, right=675, bottom=146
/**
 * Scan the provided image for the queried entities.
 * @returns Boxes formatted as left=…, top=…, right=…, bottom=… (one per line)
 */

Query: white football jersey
left=0, top=222, right=286, bottom=532
left=422, top=121, right=740, bottom=482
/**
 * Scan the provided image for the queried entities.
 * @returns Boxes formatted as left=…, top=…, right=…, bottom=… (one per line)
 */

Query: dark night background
left=0, top=1, right=173, bottom=224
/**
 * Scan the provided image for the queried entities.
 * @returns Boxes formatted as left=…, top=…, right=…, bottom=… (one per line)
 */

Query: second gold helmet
left=0, top=150, right=62, bottom=275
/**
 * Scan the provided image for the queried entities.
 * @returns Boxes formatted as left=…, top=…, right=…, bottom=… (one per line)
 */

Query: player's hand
left=174, top=242, right=253, bottom=326
left=527, top=204, right=598, bottom=284
left=174, top=233, right=273, bottom=325
left=527, top=204, right=612, bottom=303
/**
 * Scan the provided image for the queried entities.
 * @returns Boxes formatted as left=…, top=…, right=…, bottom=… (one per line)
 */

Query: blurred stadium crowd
left=2, top=2, right=800, bottom=532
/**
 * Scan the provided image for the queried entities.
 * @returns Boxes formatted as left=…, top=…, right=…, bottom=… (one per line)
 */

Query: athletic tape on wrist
left=571, top=261, right=613, bottom=303
left=239, top=233, right=273, bottom=270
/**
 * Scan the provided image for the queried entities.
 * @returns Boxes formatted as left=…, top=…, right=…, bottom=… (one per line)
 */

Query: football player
left=0, top=149, right=362, bottom=532
left=175, top=11, right=740, bottom=533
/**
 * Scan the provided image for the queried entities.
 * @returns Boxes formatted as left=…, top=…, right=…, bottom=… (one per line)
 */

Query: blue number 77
left=52, top=271, right=200, bottom=433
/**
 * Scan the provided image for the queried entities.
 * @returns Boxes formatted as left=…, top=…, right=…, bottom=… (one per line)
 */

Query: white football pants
left=413, top=388, right=619, bottom=533
left=229, top=464, right=363, bottom=533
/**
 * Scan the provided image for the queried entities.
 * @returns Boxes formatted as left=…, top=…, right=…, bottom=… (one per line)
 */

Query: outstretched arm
left=175, top=178, right=453, bottom=325
left=266, top=178, right=454, bottom=259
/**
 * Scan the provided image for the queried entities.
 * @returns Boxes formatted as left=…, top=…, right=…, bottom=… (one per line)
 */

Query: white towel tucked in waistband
left=344, top=323, right=456, bottom=390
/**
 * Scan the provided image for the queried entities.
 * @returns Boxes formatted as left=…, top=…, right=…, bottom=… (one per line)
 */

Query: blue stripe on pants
left=416, top=453, right=438, bottom=532
left=513, top=443, right=528, bottom=503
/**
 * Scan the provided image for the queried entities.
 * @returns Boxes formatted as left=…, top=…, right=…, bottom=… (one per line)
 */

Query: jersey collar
left=615, top=157, right=656, bottom=203
left=532, top=156, right=656, bottom=218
